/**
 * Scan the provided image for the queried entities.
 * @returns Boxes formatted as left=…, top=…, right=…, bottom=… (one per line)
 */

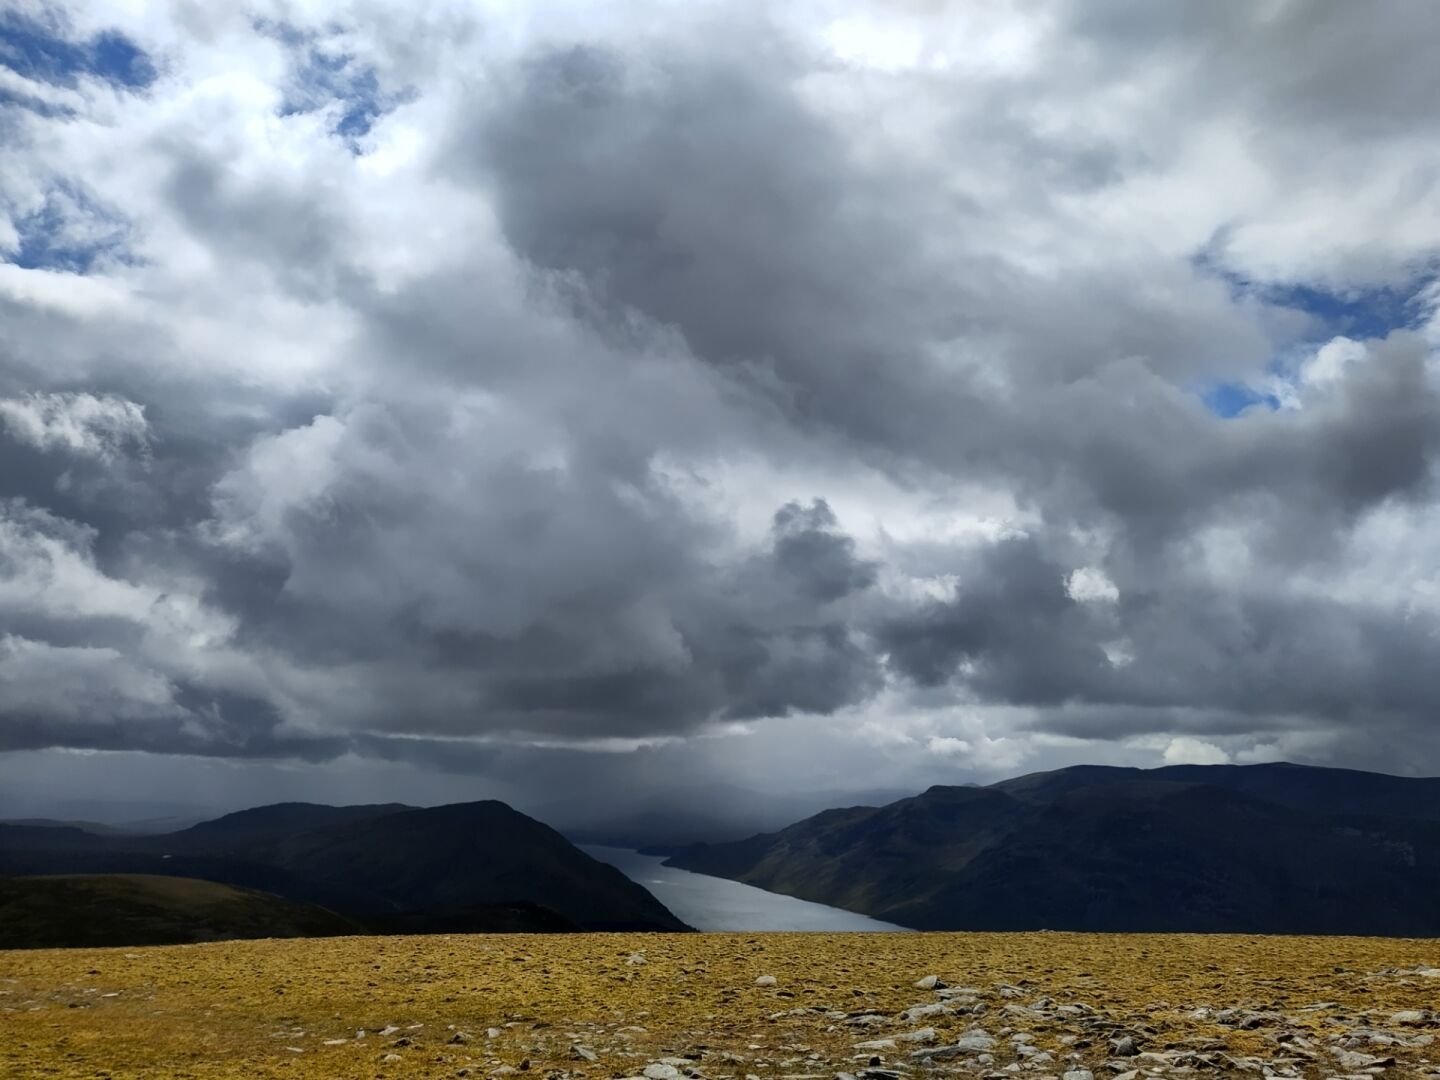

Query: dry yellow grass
left=4, top=932, right=1440, bottom=1079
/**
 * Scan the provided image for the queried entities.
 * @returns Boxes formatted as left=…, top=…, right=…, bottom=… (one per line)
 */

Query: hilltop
left=4, top=931, right=1440, bottom=1078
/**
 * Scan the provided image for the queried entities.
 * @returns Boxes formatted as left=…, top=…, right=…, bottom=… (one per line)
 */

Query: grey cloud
left=163, top=153, right=355, bottom=301
left=771, top=499, right=878, bottom=602
left=463, top=40, right=986, bottom=454
left=1064, top=1, right=1440, bottom=140
left=3, top=0, right=1440, bottom=801
left=877, top=536, right=1112, bottom=704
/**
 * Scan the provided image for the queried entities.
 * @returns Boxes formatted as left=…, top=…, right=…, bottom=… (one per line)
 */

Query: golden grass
left=4, top=932, right=1440, bottom=1078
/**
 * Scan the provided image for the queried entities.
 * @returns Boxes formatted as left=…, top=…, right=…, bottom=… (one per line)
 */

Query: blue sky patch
left=1201, top=382, right=1281, bottom=419
left=256, top=18, right=414, bottom=151
left=1193, top=246, right=1434, bottom=344
left=0, top=11, right=156, bottom=90
left=1191, top=245, right=1437, bottom=418
left=1261, top=281, right=1424, bottom=341
left=7, top=186, right=132, bottom=273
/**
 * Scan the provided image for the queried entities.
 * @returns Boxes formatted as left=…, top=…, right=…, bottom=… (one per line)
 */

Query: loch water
left=583, top=845, right=910, bottom=932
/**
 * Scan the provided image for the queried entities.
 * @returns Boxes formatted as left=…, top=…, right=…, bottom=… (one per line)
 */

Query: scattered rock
left=755, top=975, right=778, bottom=987
left=914, top=975, right=945, bottom=991
left=896, top=1027, right=937, bottom=1044
left=911, top=1030, right=996, bottom=1060
left=1333, top=1048, right=1396, bottom=1070
left=899, top=1002, right=948, bottom=1022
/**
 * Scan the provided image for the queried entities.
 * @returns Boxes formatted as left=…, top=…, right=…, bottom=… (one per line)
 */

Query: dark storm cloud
left=877, top=537, right=1111, bottom=703
left=3, top=0, right=1440, bottom=791
left=771, top=500, right=878, bottom=603
left=879, top=529, right=1440, bottom=728
left=464, top=40, right=988, bottom=455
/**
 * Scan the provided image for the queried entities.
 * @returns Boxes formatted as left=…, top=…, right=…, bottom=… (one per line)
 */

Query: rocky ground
left=3, top=932, right=1440, bottom=1078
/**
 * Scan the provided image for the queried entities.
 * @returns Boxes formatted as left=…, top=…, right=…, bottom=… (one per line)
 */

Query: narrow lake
left=583, top=845, right=910, bottom=932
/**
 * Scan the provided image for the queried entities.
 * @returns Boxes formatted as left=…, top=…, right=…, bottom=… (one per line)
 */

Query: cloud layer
left=2, top=0, right=1439, bottom=805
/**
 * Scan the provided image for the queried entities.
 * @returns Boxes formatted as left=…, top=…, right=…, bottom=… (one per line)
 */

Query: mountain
left=0, top=799, right=689, bottom=941
left=0, top=818, right=135, bottom=837
left=168, top=802, right=414, bottom=844
left=664, top=762, right=1440, bottom=934
left=0, top=874, right=362, bottom=949
left=198, top=801, right=690, bottom=930
left=0, top=799, right=223, bottom=833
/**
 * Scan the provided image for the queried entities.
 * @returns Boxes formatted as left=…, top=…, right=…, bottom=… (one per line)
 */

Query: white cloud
left=1301, top=336, right=1367, bottom=389
left=1161, top=736, right=1231, bottom=766
left=0, top=392, right=149, bottom=461
left=0, top=635, right=179, bottom=722
left=0, top=502, right=156, bottom=623
left=207, top=414, right=347, bottom=553
left=1066, top=566, right=1120, bottom=604
left=927, top=734, right=972, bottom=756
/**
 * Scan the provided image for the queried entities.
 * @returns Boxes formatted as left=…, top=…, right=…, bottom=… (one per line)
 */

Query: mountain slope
left=665, top=762, right=1440, bottom=933
left=215, top=801, right=689, bottom=930
left=0, top=799, right=689, bottom=938
left=0, top=874, right=362, bottom=948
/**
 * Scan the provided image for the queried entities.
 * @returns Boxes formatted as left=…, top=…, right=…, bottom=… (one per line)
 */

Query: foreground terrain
left=4, top=933, right=1440, bottom=1079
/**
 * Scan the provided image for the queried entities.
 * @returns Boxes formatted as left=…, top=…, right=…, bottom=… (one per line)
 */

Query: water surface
left=584, top=845, right=909, bottom=932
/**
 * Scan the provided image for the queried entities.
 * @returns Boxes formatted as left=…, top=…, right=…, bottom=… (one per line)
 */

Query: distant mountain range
left=11, top=762, right=1440, bottom=945
left=530, top=782, right=916, bottom=847
left=663, top=762, right=1440, bottom=935
left=0, top=799, right=688, bottom=945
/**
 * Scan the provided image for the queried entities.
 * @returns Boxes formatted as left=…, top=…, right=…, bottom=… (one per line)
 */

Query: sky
left=2, top=0, right=1440, bottom=824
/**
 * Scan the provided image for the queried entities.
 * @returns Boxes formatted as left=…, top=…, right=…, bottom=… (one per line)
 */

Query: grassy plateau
left=4, top=932, right=1440, bottom=1079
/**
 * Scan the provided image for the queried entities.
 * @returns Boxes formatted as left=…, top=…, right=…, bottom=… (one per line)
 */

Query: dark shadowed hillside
left=0, top=800, right=689, bottom=943
left=665, top=762, right=1440, bottom=934
left=207, top=801, right=690, bottom=931
left=0, top=874, right=362, bottom=948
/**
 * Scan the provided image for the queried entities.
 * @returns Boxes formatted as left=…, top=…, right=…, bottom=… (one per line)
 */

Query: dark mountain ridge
left=0, top=799, right=689, bottom=942
left=664, top=762, right=1440, bottom=934
left=170, top=801, right=415, bottom=843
